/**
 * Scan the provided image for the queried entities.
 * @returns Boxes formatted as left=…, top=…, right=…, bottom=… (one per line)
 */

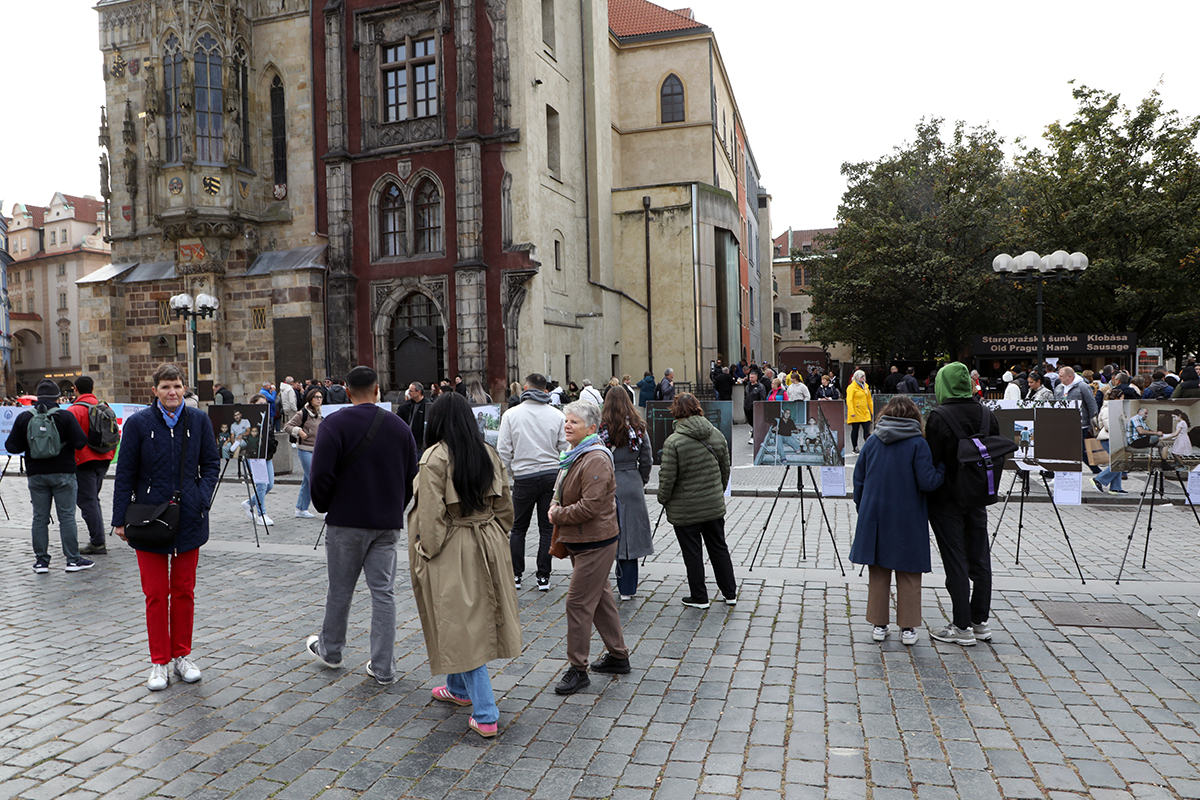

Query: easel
left=748, top=464, right=845, bottom=575
left=990, top=467, right=1086, bottom=583
left=313, top=520, right=327, bottom=550
left=0, top=455, right=12, bottom=520
left=1117, top=458, right=1200, bottom=583
left=210, top=455, right=262, bottom=548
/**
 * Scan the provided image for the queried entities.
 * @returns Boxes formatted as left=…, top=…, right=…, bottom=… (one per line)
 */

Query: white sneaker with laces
left=295, top=509, right=315, bottom=519
left=173, top=656, right=201, bottom=683
left=901, top=628, right=918, bottom=646
left=257, top=513, right=275, bottom=526
left=872, top=625, right=889, bottom=642
left=147, top=663, right=169, bottom=691
left=240, top=499, right=254, bottom=521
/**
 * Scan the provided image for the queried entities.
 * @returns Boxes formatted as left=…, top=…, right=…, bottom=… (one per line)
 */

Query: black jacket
left=743, top=381, right=767, bottom=410
left=897, top=375, right=920, bottom=394
left=397, top=397, right=430, bottom=449
left=4, top=403, right=88, bottom=474
left=883, top=371, right=904, bottom=392
left=712, top=372, right=735, bottom=401
left=324, top=384, right=349, bottom=405
left=925, top=398, right=999, bottom=507
left=215, top=387, right=235, bottom=405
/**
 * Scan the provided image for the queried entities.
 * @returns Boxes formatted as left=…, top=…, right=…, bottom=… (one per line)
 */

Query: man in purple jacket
left=303, top=366, right=418, bottom=685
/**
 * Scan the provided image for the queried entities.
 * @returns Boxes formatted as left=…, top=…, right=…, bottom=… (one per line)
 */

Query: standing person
left=786, top=374, right=811, bottom=402
left=925, top=362, right=998, bottom=646
left=713, top=367, right=735, bottom=402
left=1160, top=411, right=1193, bottom=462
left=766, top=377, right=786, bottom=401
left=636, top=371, right=656, bottom=408
left=5, top=379, right=90, bottom=573
left=397, top=382, right=431, bottom=452
left=112, top=364, right=221, bottom=690
left=69, top=376, right=119, bottom=556
left=258, top=382, right=278, bottom=431
left=283, top=388, right=324, bottom=518
left=579, top=379, right=604, bottom=406
left=816, top=374, right=840, bottom=400
left=497, top=373, right=568, bottom=591
left=241, top=395, right=277, bottom=526
left=213, top=382, right=235, bottom=405
left=599, top=387, right=653, bottom=600
left=1090, top=393, right=1126, bottom=495
left=851, top=396, right=944, bottom=646
left=324, top=379, right=349, bottom=405
left=1056, top=366, right=1099, bottom=471
left=743, top=372, right=766, bottom=444
left=454, top=375, right=468, bottom=396
left=846, top=370, right=874, bottom=453
left=547, top=401, right=631, bottom=695
left=657, top=392, right=736, bottom=609
left=620, top=375, right=636, bottom=404
left=883, top=365, right=904, bottom=393
left=507, top=381, right=522, bottom=410
left=280, top=376, right=299, bottom=424
left=898, top=367, right=921, bottom=395
left=659, top=368, right=676, bottom=402
left=466, top=379, right=492, bottom=404
left=1002, top=371, right=1021, bottom=401
left=409, top=393, right=522, bottom=737
left=1174, top=366, right=1200, bottom=398
left=304, top=366, right=419, bottom=685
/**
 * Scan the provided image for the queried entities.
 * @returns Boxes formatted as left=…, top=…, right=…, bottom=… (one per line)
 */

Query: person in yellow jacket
left=846, top=369, right=874, bottom=453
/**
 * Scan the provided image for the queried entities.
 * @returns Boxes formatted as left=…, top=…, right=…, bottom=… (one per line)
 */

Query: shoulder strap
left=934, top=404, right=985, bottom=440
left=335, top=407, right=385, bottom=476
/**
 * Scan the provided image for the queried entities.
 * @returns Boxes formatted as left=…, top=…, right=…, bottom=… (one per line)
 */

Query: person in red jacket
left=69, top=376, right=117, bottom=555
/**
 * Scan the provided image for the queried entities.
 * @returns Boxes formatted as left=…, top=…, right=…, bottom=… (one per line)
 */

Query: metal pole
left=1035, top=277, right=1044, bottom=366
left=643, top=195, right=653, bottom=374
left=190, top=313, right=199, bottom=391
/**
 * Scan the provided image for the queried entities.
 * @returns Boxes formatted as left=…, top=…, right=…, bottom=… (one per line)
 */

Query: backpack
left=655, top=382, right=664, bottom=402
left=74, top=400, right=121, bottom=453
left=27, top=406, right=63, bottom=460
left=932, top=405, right=1018, bottom=508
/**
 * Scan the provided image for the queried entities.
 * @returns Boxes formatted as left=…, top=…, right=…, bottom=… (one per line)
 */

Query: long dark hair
left=601, top=382, right=645, bottom=449
left=424, top=392, right=494, bottom=515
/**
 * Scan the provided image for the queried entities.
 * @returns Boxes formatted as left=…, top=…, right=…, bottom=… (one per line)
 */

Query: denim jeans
left=296, top=449, right=313, bottom=511
left=253, top=461, right=275, bottom=515
left=1093, top=441, right=1123, bottom=492
left=29, top=473, right=80, bottom=562
left=316, top=525, right=398, bottom=679
left=447, top=664, right=499, bottom=724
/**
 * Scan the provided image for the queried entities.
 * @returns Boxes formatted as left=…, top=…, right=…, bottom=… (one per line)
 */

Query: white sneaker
left=872, top=625, right=889, bottom=642
left=240, top=500, right=254, bottom=521
left=901, top=628, right=918, bottom=646
left=147, top=662, right=169, bottom=691
left=295, top=509, right=315, bottom=519
left=972, top=622, right=993, bottom=641
left=257, top=514, right=275, bottom=526
left=173, top=656, right=201, bottom=683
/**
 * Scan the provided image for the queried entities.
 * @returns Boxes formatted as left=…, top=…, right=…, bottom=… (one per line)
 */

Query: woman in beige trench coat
left=408, top=393, right=523, bottom=738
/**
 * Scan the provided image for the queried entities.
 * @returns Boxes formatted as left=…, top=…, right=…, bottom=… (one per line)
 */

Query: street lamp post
left=169, top=292, right=219, bottom=391
left=992, top=250, right=1088, bottom=366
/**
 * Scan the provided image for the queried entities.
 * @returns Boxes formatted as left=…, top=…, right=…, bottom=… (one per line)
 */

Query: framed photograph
left=645, top=401, right=733, bottom=466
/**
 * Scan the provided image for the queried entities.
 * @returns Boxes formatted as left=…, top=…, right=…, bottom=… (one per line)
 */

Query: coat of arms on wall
left=238, top=180, right=250, bottom=199
left=128, top=59, right=140, bottom=76
left=178, top=238, right=206, bottom=263
left=168, top=177, right=183, bottom=195
left=121, top=205, right=132, bottom=221
left=202, top=176, right=221, bottom=195
left=110, top=51, right=126, bottom=78
left=273, top=183, right=288, bottom=200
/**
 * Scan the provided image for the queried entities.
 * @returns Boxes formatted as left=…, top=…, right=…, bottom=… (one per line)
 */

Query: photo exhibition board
left=209, top=404, right=273, bottom=461
left=645, top=401, right=734, bottom=466
left=471, top=404, right=502, bottom=447
left=1107, top=398, right=1200, bottom=472
left=0, top=403, right=147, bottom=459
left=983, top=399, right=1083, bottom=473
left=751, top=400, right=845, bottom=467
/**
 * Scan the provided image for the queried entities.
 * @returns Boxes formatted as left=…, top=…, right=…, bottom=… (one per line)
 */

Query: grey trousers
left=317, top=525, right=398, bottom=680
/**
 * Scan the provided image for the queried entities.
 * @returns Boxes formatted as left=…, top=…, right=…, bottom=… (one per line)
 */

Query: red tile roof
left=10, top=312, right=42, bottom=322
left=773, top=228, right=837, bottom=258
left=62, top=195, right=105, bottom=224
left=609, top=0, right=707, bottom=39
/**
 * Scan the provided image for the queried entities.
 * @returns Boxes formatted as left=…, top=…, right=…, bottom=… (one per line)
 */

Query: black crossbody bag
left=125, top=424, right=189, bottom=547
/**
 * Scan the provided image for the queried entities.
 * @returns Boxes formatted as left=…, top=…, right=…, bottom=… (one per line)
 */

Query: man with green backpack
left=3, top=379, right=90, bottom=573
left=69, top=376, right=121, bottom=555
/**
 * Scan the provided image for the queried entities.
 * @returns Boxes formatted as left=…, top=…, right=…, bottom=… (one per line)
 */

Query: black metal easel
left=748, top=465, right=844, bottom=575
left=1117, top=460, right=1200, bottom=583
left=990, top=467, right=1086, bottom=583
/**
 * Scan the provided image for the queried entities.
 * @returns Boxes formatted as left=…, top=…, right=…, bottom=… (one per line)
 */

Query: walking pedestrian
left=657, top=392, right=737, bottom=609
left=636, top=371, right=656, bottom=408
left=579, top=379, right=604, bottom=406
left=409, top=393, right=522, bottom=737
left=548, top=401, right=632, bottom=695
left=112, top=364, right=221, bottom=690
left=304, top=366, right=419, bottom=685
left=5, top=379, right=90, bottom=573
left=69, top=376, right=119, bottom=555
left=599, top=387, right=653, bottom=600
left=283, top=387, right=324, bottom=518
left=743, top=372, right=766, bottom=444
left=498, top=373, right=568, bottom=592
left=713, top=367, right=735, bottom=401
left=659, top=369, right=676, bottom=402
left=847, top=370, right=874, bottom=453
left=851, top=396, right=944, bottom=646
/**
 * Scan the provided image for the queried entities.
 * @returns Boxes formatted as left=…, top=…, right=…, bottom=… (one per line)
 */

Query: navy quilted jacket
left=113, top=404, right=220, bottom=554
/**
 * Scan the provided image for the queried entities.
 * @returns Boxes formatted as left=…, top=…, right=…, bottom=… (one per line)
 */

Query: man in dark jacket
left=1107, top=372, right=1140, bottom=399
left=742, top=372, right=767, bottom=444
left=897, top=367, right=920, bottom=394
left=306, top=366, right=418, bottom=686
left=324, top=379, right=349, bottom=405
left=925, top=363, right=999, bottom=647
left=397, top=382, right=431, bottom=452
left=5, top=379, right=90, bottom=573
left=659, top=369, right=676, bottom=402
left=68, top=375, right=117, bottom=555
left=213, top=382, right=235, bottom=405
left=712, top=367, right=734, bottom=401
left=883, top=365, right=904, bottom=393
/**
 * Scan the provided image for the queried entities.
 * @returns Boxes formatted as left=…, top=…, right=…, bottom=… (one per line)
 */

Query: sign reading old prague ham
left=972, top=333, right=1137, bottom=356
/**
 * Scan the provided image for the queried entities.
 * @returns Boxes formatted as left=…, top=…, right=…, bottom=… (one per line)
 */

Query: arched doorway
left=389, top=293, right=444, bottom=391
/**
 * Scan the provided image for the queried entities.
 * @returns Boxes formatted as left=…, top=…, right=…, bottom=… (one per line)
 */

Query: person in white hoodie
left=497, top=374, right=568, bottom=592
left=786, top=376, right=811, bottom=402
left=1002, top=371, right=1022, bottom=402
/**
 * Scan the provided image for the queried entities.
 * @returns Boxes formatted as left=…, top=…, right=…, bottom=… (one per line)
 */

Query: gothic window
left=414, top=180, right=442, bottom=254
left=194, top=33, right=223, bottom=163
left=381, top=35, right=438, bottom=122
left=236, top=42, right=251, bottom=167
left=271, top=75, right=287, bottom=185
left=380, top=183, right=405, bottom=257
left=163, top=34, right=182, bottom=162
left=661, top=74, right=684, bottom=123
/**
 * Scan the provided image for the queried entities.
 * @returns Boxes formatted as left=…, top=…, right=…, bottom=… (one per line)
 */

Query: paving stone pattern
left=2, top=443, right=1200, bottom=799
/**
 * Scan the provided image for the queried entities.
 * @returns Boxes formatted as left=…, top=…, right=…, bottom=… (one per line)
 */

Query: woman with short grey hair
left=562, top=400, right=601, bottom=429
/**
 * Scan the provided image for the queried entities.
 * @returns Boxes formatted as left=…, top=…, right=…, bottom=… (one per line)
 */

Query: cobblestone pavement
left=3, top=442, right=1200, bottom=800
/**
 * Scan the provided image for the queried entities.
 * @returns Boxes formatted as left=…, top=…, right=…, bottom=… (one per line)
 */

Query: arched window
left=163, top=35, right=182, bottom=162
left=661, top=74, right=684, bottom=124
left=414, top=180, right=442, bottom=254
left=235, top=42, right=250, bottom=166
left=271, top=75, right=287, bottom=185
left=380, top=183, right=405, bottom=257
left=194, top=32, right=223, bottom=162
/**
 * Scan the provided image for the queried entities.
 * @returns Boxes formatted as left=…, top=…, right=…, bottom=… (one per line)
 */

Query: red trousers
left=136, top=549, right=199, bottom=665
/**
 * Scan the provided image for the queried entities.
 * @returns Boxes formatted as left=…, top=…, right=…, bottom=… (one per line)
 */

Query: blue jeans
left=616, top=558, right=638, bottom=596
left=1093, top=441, right=1123, bottom=492
left=447, top=664, right=499, bottom=724
left=296, top=449, right=313, bottom=511
left=254, top=461, right=275, bottom=515
left=29, top=473, right=80, bottom=562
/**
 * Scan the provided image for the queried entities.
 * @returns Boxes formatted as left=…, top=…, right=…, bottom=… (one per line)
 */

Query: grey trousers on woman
left=316, top=525, right=398, bottom=680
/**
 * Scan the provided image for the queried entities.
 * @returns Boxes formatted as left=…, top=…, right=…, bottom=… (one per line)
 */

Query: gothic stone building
left=86, top=0, right=325, bottom=403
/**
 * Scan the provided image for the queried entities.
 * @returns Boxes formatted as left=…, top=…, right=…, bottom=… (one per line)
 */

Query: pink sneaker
left=431, top=685, right=471, bottom=706
left=469, top=716, right=498, bottom=738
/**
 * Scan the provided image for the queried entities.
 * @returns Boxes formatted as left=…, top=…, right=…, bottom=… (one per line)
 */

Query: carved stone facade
left=88, top=0, right=325, bottom=402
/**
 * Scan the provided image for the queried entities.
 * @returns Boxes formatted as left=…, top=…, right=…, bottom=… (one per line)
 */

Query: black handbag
left=125, top=424, right=189, bottom=548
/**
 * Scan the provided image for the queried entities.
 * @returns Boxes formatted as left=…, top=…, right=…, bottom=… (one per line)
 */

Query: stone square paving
left=2, top=428, right=1200, bottom=800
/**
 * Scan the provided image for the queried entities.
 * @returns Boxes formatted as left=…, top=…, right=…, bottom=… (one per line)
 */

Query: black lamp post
left=169, top=292, right=219, bottom=391
left=992, top=250, right=1088, bottom=366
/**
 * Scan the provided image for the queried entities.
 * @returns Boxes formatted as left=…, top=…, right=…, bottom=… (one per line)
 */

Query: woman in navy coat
left=850, top=396, right=944, bottom=646
left=113, top=364, right=220, bottom=691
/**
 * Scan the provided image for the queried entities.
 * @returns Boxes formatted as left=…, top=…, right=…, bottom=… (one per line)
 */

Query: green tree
left=1015, top=85, right=1200, bottom=358
left=807, top=119, right=1019, bottom=364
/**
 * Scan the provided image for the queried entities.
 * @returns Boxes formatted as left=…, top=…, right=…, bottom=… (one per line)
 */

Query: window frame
left=194, top=32, right=224, bottom=164
left=236, top=42, right=251, bottom=168
left=380, top=34, right=438, bottom=124
left=379, top=182, right=406, bottom=258
left=270, top=75, right=287, bottom=185
left=660, top=74, right=685, bottom=124
left=790, top=312, right=803, bottom=331
left=163, top=34, right=183, bottom=163
left=60, top=330, right=70, bottom=359
left=413, top=179, right=443, bottom=255
left=58, top=292, right=68, bottom=310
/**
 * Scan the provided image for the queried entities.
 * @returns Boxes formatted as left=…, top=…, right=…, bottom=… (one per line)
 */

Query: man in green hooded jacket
left=924, top=362, right=1000, bottom=647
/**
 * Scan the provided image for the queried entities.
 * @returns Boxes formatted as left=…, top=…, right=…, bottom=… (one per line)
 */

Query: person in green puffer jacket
left=657, top=393, right=737, bottom=609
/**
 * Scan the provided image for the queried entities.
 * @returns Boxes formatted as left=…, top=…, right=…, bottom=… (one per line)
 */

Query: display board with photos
left=870, top=393, right=940, bottom=424
left=645, top=401, right=734, bottom=466
left=471, top=404, right=501, bottom=447
left=981, top=398, right=1083, bottom=473
left=0, top=403, right=147, bottom=459
left=1106, top=398, right=1200, bottom=472
left=209, top=405, right=273, bottom=462
left=751, top=400, right=846, bottom=467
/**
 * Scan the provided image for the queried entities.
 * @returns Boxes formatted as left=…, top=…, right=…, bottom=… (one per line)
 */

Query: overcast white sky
left=3, top=0, right=1199, bottom=235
